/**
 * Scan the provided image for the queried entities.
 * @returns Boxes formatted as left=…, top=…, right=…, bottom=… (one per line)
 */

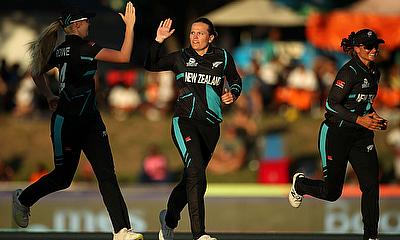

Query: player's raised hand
left=119, top=1, right=136, bottom=29
left=155, top=18, right=175, bottom=43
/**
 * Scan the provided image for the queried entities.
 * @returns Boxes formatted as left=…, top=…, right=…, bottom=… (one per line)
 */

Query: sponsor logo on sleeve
left=335, top=80, right=345, bottom=89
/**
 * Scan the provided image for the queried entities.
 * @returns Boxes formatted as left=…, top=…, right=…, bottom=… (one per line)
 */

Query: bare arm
left=144, top=18, right=177, bottom=71
left=95, top=2, right=136, bottom=63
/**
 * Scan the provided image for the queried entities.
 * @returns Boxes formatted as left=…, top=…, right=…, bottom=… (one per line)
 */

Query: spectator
left=275, top=63, right=318, bottom=117
left=4, top=63, right=22, bottom=111
left=141, top=71, right=175, bottom=121
left=0, top=159, right=15, bottom=181
left=138, top=144, right=171, bottom=183
left=387, top=122, right=400, bottom=182
left=0, top=59, right=9, bottom=80
left=239, top=57, right=263, bottom=117
left=208, top=124, right=246, bottom=174
left=108, top=83, right=141, bottom=121
left=13, top=71, right=35, bottom=118
left=231, top=104, right=259, bottom=165
left=286, top=63, right=318, bottom=92
left=0, top=73, right=7, bottom=112
left=258, top=55, right=284, bottom=111
left=375, top=64, right=400, bottom=109
left=313, top=56, right=337, bottom=110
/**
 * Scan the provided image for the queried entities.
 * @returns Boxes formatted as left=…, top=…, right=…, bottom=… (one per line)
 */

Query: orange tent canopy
left=306, top=11, right=400, bottom=51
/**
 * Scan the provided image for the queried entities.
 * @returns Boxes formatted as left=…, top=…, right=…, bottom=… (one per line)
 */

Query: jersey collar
left=65, top=34, right=84, bottom=42
left=188, top=46, right=215, bottom=57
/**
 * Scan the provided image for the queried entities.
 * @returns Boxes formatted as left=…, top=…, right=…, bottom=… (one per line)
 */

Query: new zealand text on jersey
left=184, top=72, right=222, bottom=86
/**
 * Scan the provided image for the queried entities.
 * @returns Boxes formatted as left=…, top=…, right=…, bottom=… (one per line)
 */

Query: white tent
left=349, top=0, right=400, bottom=15
left=204, top=0, right=306, bottom=27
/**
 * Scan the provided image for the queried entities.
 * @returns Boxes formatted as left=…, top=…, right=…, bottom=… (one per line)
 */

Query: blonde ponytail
left=28, top=20, right=62, bottom=76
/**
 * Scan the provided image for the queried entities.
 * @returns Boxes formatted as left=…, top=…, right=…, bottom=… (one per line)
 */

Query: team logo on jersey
left=212, top=61, right=223, bottom=69
left=102, top=130, right=108, bottom=137
left=366, top=144, right=374, bottom=152
left=185, top=136, right=192, bottom=142
left=186, top=58, right=198, bottom=67
left=362, top=78, right=370, bottom=88
left=87, top=41, right=96, bottom=46
left=335, top=80, right=345, bottom=89
left=327, top=155, right=333, bottom=161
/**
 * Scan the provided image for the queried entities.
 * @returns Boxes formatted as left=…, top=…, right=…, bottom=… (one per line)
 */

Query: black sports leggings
left=19, top=112, right=131, bottom=232
left=296, top=121, right=379, bottom=240
left=166, top=117, right=220, bottom=239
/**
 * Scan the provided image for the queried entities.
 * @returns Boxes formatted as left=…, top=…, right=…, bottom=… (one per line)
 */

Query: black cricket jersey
left=48, top=35, right=102, bottom=116
left=325, top=56, right=380, bottom=128
left=145, top=40, right=242, bottom=125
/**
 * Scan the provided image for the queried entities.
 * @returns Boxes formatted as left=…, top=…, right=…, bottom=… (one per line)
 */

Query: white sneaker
left=288, top=173, right=305, bottom=208
left=113, top=228, right=143, bottom=240
left=12, top=189, right=30, bottom=228
left=159, top=209, right=174, bottom=240
left=368, top=238, right=379, bottom=240
left=197, top=235, right=217, bottom=240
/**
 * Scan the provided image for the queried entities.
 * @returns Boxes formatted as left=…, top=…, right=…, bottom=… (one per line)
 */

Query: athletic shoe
left=368, top=238, right=379, bottom=240
left=288, top=173, right=305, bottom=208
left=12, top=189, right=30, bottom=228
left=113, top=228, right=144, bottom=240
left=159, top=209, right=174, bottom=240
left=197, top=235, right=217, bottom=240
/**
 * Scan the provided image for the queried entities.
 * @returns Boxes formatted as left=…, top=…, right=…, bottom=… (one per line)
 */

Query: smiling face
left=189, top=22, right=214, bottom=56
left=354, top=44, right=380, bottom=66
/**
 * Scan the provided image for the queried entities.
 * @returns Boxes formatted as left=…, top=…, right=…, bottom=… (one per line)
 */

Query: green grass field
left=0, top=110, right=394, bottom=183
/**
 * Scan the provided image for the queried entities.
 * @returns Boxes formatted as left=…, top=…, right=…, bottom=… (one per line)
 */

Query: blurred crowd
left=1, top=34, right=400, bottom=184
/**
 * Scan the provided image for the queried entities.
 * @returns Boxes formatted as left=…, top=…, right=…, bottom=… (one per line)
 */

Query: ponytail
left=340, top=32, right=356, bottom=57
left=28, top=20, right=62, bottom=76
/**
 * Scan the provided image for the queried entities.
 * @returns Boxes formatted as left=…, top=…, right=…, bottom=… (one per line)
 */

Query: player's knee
left=54, top=177, right=73, bottom=190
left=185, top=165, right=205, bottom=179
left=326, top=191, right=342, bottom=202
left=48, top=169, right=74, bottom=190
left=360, top=181, right=379, bottom=194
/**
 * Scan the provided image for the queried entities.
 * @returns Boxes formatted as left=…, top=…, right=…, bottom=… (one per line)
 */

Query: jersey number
left=59, top=63, right=67, bottom=92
